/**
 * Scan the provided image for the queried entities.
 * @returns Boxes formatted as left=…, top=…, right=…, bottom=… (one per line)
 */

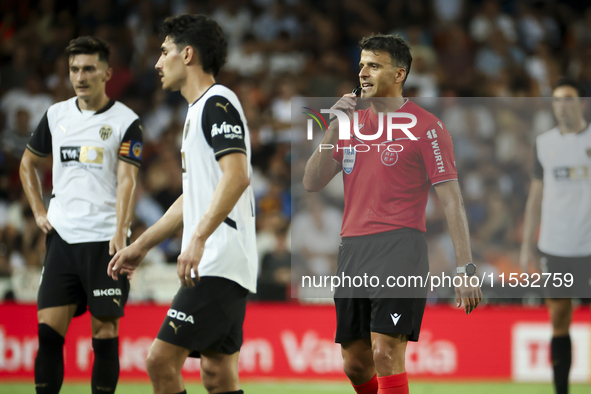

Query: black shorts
left=157, top=276, right=249, bottom=358
left=540, top=252, right=591, bottom=298
left=37, top=231, right=129, bottom=317
left=334, top=228, right=428, bottom=343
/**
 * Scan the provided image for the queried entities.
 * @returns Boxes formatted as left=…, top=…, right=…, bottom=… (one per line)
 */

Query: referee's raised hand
left=330, top=93, right=357, bottom=119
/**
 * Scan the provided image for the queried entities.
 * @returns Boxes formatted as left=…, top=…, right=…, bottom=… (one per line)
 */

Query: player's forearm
left=114, top=172, right=137, bottom=236
left=135, top=195, right=184, bottom=251
left=191, top=171, right=249, bottom=244
left=522, top=194, right=542, bottom=248
left=19, top=156, right=47, bottom=217
left=303, top=125, right=339, bottom=192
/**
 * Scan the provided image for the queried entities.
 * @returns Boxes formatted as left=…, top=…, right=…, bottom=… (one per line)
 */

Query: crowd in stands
left=1, top=0, right=590, bottom=303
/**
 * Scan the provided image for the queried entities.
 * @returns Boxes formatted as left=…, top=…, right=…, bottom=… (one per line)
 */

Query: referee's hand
left=108, top=242, right=147, bottom=281
left=454, top=278, right=482, bottom=315
left=330, top=93, right=357, bottom=118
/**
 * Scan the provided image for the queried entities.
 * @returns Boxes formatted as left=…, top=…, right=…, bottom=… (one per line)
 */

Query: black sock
left=92, top=337, right=120, bottom=394
left=218, top=391, right=244, bottom=394
left=173, top=391, right=187, bottom=394
left=35, top=324, right=65, bottom=394
left=551, top=334, right=571, bottom=394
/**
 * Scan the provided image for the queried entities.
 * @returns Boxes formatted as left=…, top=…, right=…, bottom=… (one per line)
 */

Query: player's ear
left=183, top=46, right=195, bottom=65
left=104, top=66, right=113, bottom=83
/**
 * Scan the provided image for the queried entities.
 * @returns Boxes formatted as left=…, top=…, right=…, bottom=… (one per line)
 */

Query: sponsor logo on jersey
left=211, top=122, right=243, bottom=139
left=343, top=146, right=356, bottom=174
left=99, top=125, right=113, bottom=140
left=167, top=308, right=195, bottom=324
left=553, top=166, right=589, bottom=180
left=183, top=120, right=190, bottom=140
left=93, top=288, right=122, bottom=297
left=60, top=146, right=104, bottom=164
left=431, top=140, right=445, bottom=173
left=120, top=140, right=142, bottom=160
left=427, top=129, right=438, bottom=139
left=216, top=102, right=230, bottom=113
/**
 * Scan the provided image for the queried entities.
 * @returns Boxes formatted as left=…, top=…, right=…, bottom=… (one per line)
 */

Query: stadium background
left=1, top=0, right=591, bottom=392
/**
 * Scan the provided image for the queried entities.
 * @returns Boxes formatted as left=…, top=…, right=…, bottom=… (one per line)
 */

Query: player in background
left=20, top=37, right=143, bottom=394
left=303, top=34, right=481, bottom=394
left=108, top=15, right=257, bottom=394
left=520, top=77, right=591, bottom=394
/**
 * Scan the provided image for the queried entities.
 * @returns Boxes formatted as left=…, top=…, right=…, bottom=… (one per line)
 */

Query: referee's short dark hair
left=554, top=76, right=586, bottom=97
left=161, top=14, right=227, bottom=77
left=359, top=34, right=412, bottom=84
left=65, top=36, right=110, bottom=64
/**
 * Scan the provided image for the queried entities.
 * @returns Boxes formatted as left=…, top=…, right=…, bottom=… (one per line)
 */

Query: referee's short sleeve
left=118, top=118, right=143, bottom=167
left=531, top=141, right=543, bottom=179
left=27, top=111, right=52, bottom=157
left=202, top=96, right=247, bottom=160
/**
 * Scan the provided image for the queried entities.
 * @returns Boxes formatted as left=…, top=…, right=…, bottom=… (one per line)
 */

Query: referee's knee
left=343, top=358, right=374, bottom=384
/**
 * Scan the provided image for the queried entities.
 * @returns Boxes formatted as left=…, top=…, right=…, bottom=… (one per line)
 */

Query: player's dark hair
left=553, top=77, right=586, bottom=97
left=358, top=34, right=412, bottom=84
left=65, top=36, right=110, bottom=64
left=161, top=14, right=228, bottom=77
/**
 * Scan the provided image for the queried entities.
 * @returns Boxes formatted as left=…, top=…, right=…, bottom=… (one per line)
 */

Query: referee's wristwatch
left=456, top=263, right=477, bottom=277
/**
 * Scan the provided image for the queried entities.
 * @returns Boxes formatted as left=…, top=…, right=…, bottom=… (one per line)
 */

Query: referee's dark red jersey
left=332, top=100, right=457, bottom=237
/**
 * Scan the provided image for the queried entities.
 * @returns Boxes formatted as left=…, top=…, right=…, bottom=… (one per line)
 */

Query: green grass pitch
left=2, top=382, right=591, bottom=393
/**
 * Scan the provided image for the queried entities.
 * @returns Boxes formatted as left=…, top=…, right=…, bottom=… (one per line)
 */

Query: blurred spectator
left=470, top=0, right=517, bottom=44
left=2, top=108, right=31, bottom=160
left=212, top=0, right=253, bottom=47
left=1, top=74, right=53, bottom=134
left=291, top=194, right=341, bottom=276
left=257, top=222, right=291, bottom=300
left=253, top=0, right=300, bottom=42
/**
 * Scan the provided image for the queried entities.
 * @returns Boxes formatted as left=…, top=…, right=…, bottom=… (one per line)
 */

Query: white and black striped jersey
left=533, top=124, right=591, bottom=256
left=27, top=97, right=143, bottom=244
left=181, top=84, right=258, bottom=293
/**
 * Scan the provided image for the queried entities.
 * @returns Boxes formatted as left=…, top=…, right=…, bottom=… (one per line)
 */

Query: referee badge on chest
left=343, top=146, right=356, bottom=174
left=99, top=125, right=113, bottom=140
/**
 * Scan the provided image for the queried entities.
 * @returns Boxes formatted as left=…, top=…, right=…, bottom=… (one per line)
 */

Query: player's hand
left=109, top=231, right=127, bottom=256
left=519, top=244, right=540, bottom=273
left=34, top=212, right=53, bottom=234
left=454, top=277, right=482, bottom=315
left=177, top=239, right=205, bottom=288
left=108, top=242, right=147, bottom=281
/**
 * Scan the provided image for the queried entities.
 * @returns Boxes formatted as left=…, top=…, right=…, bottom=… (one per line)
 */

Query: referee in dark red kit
left=303, top=34, right=482, bottom=394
